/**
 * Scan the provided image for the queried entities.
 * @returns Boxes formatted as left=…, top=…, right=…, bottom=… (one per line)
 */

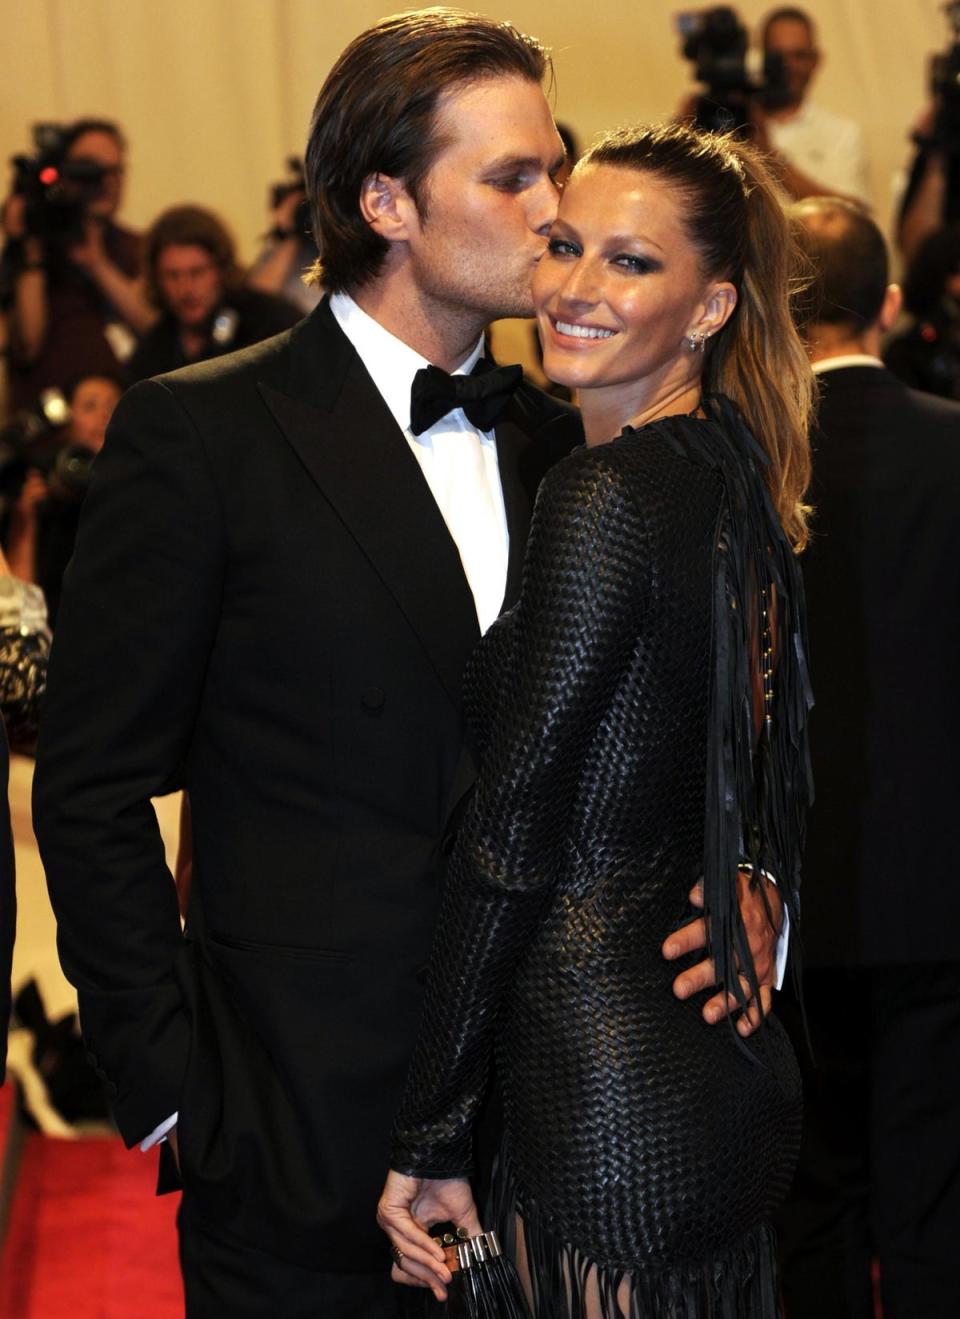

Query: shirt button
left=361, top=686, right=385, bottom=713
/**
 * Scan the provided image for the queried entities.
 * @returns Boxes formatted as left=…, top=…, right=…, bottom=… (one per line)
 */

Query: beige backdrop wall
left=0, top=0, right=947, bottom=265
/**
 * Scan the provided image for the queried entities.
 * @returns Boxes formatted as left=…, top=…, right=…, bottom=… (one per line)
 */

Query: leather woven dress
left=392, top=396, right=813, bottom=1318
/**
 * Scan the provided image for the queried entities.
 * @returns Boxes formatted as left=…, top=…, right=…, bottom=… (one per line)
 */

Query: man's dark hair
left=304, top=7, right=549, bottom=294
left=63, top=118, right=127, bottom=155
left=761, top=7, right=816, bottom=45
left=790, top=197, right=888, bottom=335
left=63, top=370, right=125, bottom=404
left=143, top=205, right=242, bottom=308
left=902, top=225, right=960, bottom=319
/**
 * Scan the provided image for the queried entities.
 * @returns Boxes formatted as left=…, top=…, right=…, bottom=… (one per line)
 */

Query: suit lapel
left=495, top=415, right=534, bottom=614
left=496, top=390, right=584, bottom=613
left=259, top=303, right=480, bottom=710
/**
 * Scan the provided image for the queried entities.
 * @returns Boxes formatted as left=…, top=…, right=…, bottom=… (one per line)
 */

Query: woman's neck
left=580, top=376, right=704, bottom=448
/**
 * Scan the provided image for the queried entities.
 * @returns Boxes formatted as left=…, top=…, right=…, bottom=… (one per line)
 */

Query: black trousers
left=178, top=1199, right=410, bottom=1319
left=775, top=963, right=960, bottom=1319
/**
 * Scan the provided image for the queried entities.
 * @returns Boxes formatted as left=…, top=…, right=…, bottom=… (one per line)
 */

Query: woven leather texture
left=393, top=405, right=804, bottom=1300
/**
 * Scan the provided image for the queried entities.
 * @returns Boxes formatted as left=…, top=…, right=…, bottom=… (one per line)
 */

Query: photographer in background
left=897, top=7, right=960, bottom=263
left=754, top=7, right=870, bottom=203
left=0, top=120, right=155, bottom=415
left=247, top=159, right=321, bottom=315
left=883, top=224, right=960, bottom=399
left=3, top=372, right=122, bottom=625
left=127, top=204, right=301, bottom=383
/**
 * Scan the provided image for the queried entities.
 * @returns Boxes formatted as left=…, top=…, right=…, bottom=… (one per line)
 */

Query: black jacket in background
left=126, top=286, right=302, bottom=383
left=801, top=365, right=960, bottom=966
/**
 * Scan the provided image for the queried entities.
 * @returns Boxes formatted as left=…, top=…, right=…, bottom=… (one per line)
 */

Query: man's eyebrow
left=483, top=154, right=556, bottom=173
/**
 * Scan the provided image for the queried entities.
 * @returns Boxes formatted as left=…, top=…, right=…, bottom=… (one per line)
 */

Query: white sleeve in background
left=140, top=1111, right=178, bottom=1152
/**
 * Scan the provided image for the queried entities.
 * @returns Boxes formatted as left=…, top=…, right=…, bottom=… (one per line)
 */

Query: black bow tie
left=409, top=359, right=523, bottom=436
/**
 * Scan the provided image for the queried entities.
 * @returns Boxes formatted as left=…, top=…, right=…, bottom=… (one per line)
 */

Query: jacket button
left=361, top=686, right=385, bottom=712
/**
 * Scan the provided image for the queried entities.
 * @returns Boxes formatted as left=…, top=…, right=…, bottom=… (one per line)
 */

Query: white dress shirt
left=768, top=101, right=870, bottom=203
left=330, top=291, right=510, bottom=636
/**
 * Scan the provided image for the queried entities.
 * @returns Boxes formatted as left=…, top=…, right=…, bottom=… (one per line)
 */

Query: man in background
left=127, top=204, right=301, bottom=382
left=756, top=8, right=869, bottom=203
left=777, top=196, right=960, bottom=1319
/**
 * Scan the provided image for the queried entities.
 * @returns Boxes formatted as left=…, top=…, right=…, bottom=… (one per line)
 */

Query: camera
left=9, top=123, right=109, bottom=246
left=928, top=2, right=960, bottom=154
left=0, top=390, right=95, bottom=516
left=268, top=156, right=311, bottom=240
left=676, top=6, right=788, bottom=134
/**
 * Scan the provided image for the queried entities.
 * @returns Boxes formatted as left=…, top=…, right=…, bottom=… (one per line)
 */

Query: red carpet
left=0, top=1134, right=182, bottom=1318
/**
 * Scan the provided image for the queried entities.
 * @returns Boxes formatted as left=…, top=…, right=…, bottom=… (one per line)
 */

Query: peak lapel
left=496, top=391, right=584, bottom=613
left=259, top=305, right=480, bottom=709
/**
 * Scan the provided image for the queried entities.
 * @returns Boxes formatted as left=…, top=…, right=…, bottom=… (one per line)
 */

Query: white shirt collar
left=812, top=354, right=884, bottom=375
left=328, top=291, right=485, bottom=435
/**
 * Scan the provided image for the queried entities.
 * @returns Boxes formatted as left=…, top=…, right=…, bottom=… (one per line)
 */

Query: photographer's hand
left=68, top=216, right=108, bottom=275
left=68, top=217, right=157, bottom=336
left=898, top=102, right=947, bottom=263
left=247, top=189, right=308, bottom=298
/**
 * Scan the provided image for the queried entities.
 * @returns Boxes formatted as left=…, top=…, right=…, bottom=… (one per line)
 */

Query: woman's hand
left=377, top=1170, right=482, bottom=1301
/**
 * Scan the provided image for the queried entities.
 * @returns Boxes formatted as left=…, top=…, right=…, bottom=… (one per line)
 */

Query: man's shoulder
left=233, top=286, right=304, bottom=334
left=817, top=365, right=960, bottom=453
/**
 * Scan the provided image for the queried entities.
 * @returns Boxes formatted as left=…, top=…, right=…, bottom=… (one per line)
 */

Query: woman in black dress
left=378, top=123, right=814, bottom=1318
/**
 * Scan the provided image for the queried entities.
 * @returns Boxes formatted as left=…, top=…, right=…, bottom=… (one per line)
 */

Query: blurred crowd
left=0, top=120, right=311, bottom=627
left=0, top=7, right=958, bottom=628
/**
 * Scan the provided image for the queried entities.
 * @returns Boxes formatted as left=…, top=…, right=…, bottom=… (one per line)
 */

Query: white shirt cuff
left=140, top=1111, right=178, bottom=1151
left=739, top=863, right=790, bottom=991
left=773, top=904, right=790, bottom=991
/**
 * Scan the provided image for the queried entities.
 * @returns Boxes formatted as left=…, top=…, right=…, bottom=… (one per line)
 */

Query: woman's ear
left=691, top=282, right=738, bottom=340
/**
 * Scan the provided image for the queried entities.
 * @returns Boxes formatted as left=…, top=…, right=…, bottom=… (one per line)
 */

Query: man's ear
left=359, top=172, right=418, bottom=242
left=878, top=282, right=902, bottom=335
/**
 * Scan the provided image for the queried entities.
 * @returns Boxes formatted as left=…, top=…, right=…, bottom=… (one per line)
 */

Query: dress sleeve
left=392, top=447, right=648, bottom=1177
left=0, top=578, right=49, bottom=747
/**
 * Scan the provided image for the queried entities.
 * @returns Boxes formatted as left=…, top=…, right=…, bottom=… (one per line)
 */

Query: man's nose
left=532, top=175, right=561, bottom=235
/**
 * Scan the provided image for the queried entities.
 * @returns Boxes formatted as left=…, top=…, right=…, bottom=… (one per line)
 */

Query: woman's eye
left=614, top=253, right=654, bottom=274
left=547, top=238, right=580, bottom=257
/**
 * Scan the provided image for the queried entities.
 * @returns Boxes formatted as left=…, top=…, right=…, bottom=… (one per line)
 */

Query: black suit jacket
left=801, top=365, right=960, bottom=966
left=33, top=300, right=580, bottom=1269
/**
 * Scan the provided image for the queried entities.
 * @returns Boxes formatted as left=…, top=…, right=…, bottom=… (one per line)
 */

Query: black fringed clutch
left=412, top=1227, right=531, bottom=1319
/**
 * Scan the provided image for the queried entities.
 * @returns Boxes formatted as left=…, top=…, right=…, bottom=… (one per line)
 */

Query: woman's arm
left=392, top=449, right=646, bottom=1175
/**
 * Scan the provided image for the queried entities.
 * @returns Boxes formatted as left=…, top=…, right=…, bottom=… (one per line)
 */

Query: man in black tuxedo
left=33, top=11, right=785, bottom=1315
left=776, top=197, right=960, bottom=1318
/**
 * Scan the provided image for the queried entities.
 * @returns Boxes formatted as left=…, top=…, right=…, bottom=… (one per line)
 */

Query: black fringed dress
left=392, top=397, right=813, bottom=1318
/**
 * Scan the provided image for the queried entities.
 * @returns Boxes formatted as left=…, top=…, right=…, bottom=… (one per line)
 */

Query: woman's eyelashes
left=546, top=237, right=658, bottom=275
left=613, top=252, right=658, bottom=275
left=547, top=236, right=582, bottom=258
